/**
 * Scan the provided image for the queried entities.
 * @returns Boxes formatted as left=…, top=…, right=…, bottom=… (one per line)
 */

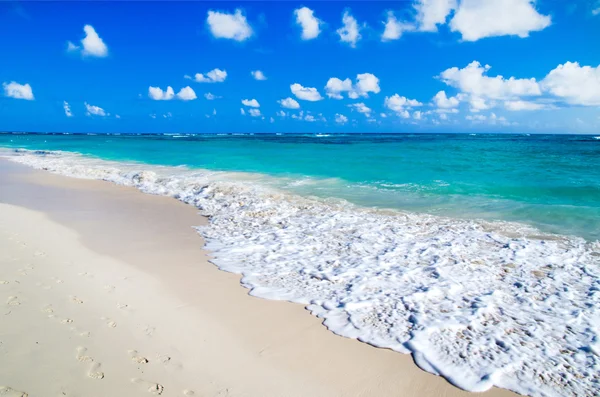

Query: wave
left=3, top=148, right=600, bottom=397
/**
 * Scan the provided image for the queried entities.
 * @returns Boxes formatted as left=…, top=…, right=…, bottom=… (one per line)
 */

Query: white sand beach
left=0, top=160, right=517, bottom=397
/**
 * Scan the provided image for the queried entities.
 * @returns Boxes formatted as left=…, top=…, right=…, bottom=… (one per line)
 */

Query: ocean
left=1, top=132, right=599, bottom=397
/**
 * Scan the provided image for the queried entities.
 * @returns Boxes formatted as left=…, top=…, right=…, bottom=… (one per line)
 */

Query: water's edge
left=4, top=148, right=600, bottom=397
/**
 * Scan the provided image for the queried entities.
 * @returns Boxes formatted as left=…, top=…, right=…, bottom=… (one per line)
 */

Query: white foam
left=4, top=148, right=600, bottom=397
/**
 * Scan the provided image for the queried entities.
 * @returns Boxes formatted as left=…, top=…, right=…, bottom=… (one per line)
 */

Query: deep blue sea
left=1, top=132, right=599, bottom=240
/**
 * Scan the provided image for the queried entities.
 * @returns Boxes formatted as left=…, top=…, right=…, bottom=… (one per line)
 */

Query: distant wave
left=4, top=148, right=600, bottom=397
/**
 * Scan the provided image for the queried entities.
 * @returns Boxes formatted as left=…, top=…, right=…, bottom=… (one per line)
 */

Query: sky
left=1, top=0, right=599, bottom=134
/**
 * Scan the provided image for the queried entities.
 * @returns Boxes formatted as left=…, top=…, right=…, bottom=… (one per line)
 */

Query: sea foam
left=4, top=148, right=600, bottom=397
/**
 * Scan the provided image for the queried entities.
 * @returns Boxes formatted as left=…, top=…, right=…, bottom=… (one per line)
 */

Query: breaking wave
left=4, top=148, right=600, bottom=397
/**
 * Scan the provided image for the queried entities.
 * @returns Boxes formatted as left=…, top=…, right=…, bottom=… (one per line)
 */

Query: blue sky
left=1, top=1, right=599, bottom=134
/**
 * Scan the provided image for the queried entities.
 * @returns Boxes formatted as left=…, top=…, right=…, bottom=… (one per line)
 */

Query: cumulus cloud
left=290, top=83, right=323, bottom=101
left=278, top=97, right=300, bottom=109
left=325, top=73, right=380, bottom=99
left=432, top=90, right=460, bottom=108
left=241, top=98, right=260, bottom=107
left=347, top=102, right=372, bottom=115
left=67, top=25, right=108, bottom=57
left=204, top=92, right=221, bottom=100
left=2, top=81, right=34, bottom=100
left=294, top=7, right=322, bottom=40
left=337, top=11, right=362, bottom=48
left=251, top=70, right=267, bottom=80
left=381, top=11, right=415, bottom=41
left=335, top=114, right=348, bottom=124
left=415, top=0, right=457, bottom=32
left=248, top=108, right=261, bottom=117
left=384, top=94, right=422, bottom=117
left=176, top=86, right=197, bottom=101
left=276, top=110, right=287, bottom=117
left=206, top=9, right=253, bottom=41
left=148, top=86, right=196, bottom=101
left=148, top=86, right=175, bottom=100
left=63, top=101, right=72, bottom=117
left=188, top=68, right=227, bottom=83
left=541, top=62, right=600, bottom=106
left=85, top=102, right=107, bottom=116
left=439, top=61, right=541, bottom=101
left=450, top=0, right=551, bottom=41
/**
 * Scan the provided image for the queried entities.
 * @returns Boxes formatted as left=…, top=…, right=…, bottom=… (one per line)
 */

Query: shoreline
left=0, top=159, right=517, bottom=396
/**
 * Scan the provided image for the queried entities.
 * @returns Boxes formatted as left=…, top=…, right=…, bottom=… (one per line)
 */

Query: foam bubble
left=4, top=148, right=600, bottom=397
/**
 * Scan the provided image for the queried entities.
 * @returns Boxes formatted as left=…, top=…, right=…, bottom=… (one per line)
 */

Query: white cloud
left=163, top=112, right=172, bottom=118
left=248, top=108, right=261, bottom=117
left=347, top=102, right=372, bottom=115
left=189, top=68, right=227, bottom=83
left=294, top=7, right=322, bottom=40
left=325, top=73, right=381, bottom=99
left=504, top=100, right=547, bottom=111
left=439, top=113, right=448, bottom=120
left=204, top=92, right=220, bottom=100
left=290, top=83, right=323, bottom=101
left=305, top=114, right=316, bottom=122
left=3, top=81, right=34, bottom=100
left=468, top=96, right=491, bottom=112
left=63, top=101, right=72, bottom=117
left=206, top=9, right=252, bottom=41
left=270, top=117, right=275, bottom=123
left=115, top=114, right=121, bottom=119
left=241, top=98, right=260, bottom=107
left=176, top=86, right=197, bottom=101
left=593, top=5, right=600, bottom=16
left=335, top=114, right=348, bottom=124
left=384, top=94, right=422, bottom=116
left=337, top=11, right=362, bottom=48
left=382, top=11, right=415, bottom=41
left=380, top=113, right=387, bottom=118
left=413, top=111, right=423, bottom=120
left=450, top=0, right=551, bottom=41
left=85, top=102, right=107, bottom=117
left=148, top=86, right=196, bottom=101
left=150, top=114, right=157, bottom=119
left=415, top=0, right=457, bottom=32
left=433, top=90, right=460, bottom=108
left=277, top=110, right=287, bottom=117
left=439, top=61, right=541, bottom=100
left=466, top=114, right=487, bottom=122
left=541, top=62, right=600, bottom=106
left=251, top=70, right=267, bottom=80
left=278, top=97, right=300, bottom=109
left=240, top=108, right=245, bottom=115
left=148, top=86, right=175, bottom=100
left=68, top=25, right=108, bottom=57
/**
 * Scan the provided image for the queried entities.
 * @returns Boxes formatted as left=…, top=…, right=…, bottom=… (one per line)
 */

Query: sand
left=0, top=160, right=518, bottom=397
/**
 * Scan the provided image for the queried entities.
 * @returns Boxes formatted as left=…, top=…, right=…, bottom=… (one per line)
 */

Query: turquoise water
left=1, top=132, right=599, bottom=240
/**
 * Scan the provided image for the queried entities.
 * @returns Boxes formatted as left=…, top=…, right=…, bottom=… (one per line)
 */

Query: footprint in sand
left=6, top=296, right=20, bottom=306
left=156, top=354, right=171, bottom=365
left=76, top=347, right=94, bottom=363
left=41, top=305, right=54, bottom=314
left=128, top=350, right=149, bottom=364
left=75, top=347, right=105, bottom=379
left=0, top=386, right=28, bottom=396
left=33, top=251, right=45, bottom=257
left=182, top=390, right=195, bottom=396
left=0, top=281, right=9, bottom=285
left=87, top=362, right=105, bottom=379
left=131, top=379, right=164, bottom=395
left=61, top=318, right=74, bottom=324
left=116, top=303, right=129, bottom=310
left=16, top=270, right=28, bottom=276
left=77, top=272, right=94, bottom=278
left=104, top=285, right=115, bottom=293
left=69, top=296, right=84, bottom=304
left=50, top=277, right=64, bottom=284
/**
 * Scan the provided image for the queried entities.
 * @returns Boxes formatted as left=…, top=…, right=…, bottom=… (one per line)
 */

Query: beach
left=0, top=159, right=518, bottom=396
